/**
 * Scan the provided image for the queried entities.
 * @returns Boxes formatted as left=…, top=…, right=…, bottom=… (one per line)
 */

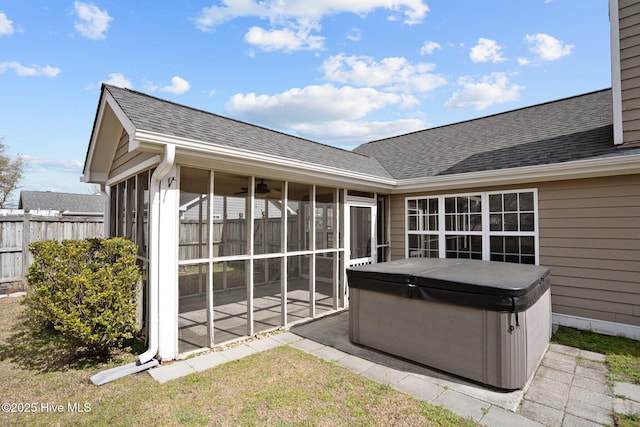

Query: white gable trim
left=82, top=88, right=137, bottom=183
left=104, top=91, right=136, bottom=137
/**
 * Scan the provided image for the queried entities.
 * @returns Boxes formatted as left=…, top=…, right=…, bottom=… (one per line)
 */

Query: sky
left=0, top=0, right=612, bottom=204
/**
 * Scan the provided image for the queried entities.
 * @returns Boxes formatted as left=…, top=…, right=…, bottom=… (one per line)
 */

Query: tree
left=0, top=137, right=24, bottom=208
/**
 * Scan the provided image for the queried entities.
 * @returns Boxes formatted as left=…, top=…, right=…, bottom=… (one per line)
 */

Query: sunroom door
left=347, top=203, right=376, bottom=268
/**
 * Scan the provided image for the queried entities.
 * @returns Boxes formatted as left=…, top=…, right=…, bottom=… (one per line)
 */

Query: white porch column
left=156, top=164, right=180, bottom=361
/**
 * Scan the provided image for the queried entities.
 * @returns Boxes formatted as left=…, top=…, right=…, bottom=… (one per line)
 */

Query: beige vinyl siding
left=109, top=129, right=156, bottom=179
left=389, top=174, right=640, bottom=327
left=620, top=0, right=640, bottom=142
left=389, top=193, right=406, bottom=260
left=538, top=175, right=640, bottom=326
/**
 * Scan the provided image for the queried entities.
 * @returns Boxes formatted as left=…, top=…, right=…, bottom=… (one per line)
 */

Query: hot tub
left=347, top=258, right=551, bottom=390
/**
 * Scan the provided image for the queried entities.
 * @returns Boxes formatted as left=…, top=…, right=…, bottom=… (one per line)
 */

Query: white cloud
left=0, top=12, right=14, bottom=36
left=517, top=57, right=530, bottom=66
left=23, top=155, right=83, bottom=174
left=226, top=84, right=426, bottom=146
left=291, top=118, right=426, bottom=146
left=103, top=73, right=132, bottom=88
left=160, top=76, right=191, bottom=95
left=193, top=0, right=430, bottom=31
left=524, top=33, right=573, bottom=62
left=194, top=1, right=429, bottom=52
left=420, top=41, right=441, bottom=55
left=0, top=61, right=61, bottom=77
left=444, top=72, right=523, bottom=110
left=245, top=25, right=325, bottom=52
left=321, top=54, right=446, bottom=94
left=469, top=38, right=505, bottom=63
left=73, top=1, right=112, bottom=40
left=227, top=84, right=415, bottom=126
left=193, top=0, right=268, bottom=31
left=346, top=27, right=362, bottom=42
left=143, top=80, right=159, bottom=92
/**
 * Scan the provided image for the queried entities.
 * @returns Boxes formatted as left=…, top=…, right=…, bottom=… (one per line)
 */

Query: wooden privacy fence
left=178, top=217, right=303, bottom=260
left=0, top=214, right=104, bottom=285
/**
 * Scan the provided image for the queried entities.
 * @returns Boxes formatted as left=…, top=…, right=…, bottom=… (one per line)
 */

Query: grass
left=552, top=326, right=640, bottom=384
left=553, top=326, right=640, bottom=426
left=615, top=412, right=640, bottom=427
left=0, top=297, right=477, bottom=426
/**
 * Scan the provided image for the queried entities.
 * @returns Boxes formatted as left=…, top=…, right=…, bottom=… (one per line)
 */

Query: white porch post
left=102, top=184, right=111, bottom=237
left=309, top=185, right=316, bottom=318
left=332, top=188, right=339, bottom=310
left=156, top=164, right=180, bottom=361
left=342, top=189, right=349, bottom=308
left=246, top=177, right=255, bottom=337
left=281, top=181, right=289, bottom=327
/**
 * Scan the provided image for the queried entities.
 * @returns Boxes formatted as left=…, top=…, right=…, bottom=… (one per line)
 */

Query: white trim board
left=553, top=313, right=640, bottom=340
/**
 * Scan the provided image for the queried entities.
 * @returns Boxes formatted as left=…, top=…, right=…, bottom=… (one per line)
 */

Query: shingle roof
left=353, top=89, right=635, bottom=180
left=104, top=85, right=393, bottom=180
left=19, top=191, right=105, bottom=213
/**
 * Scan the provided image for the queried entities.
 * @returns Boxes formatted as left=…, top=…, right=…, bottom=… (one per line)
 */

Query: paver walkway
left=518, top=344, right=613, bottom=426
left=148, top=312, right=640, bottom=426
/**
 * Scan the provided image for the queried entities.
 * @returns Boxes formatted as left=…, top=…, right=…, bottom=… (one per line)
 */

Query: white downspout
left=138, top=144, right=175, bottom=365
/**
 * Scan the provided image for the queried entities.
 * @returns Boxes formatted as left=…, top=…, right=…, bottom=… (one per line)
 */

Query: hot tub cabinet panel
left=347, top=259, right=551, bottom=390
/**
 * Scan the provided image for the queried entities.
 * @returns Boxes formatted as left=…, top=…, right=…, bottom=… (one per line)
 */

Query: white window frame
left=405, top=189, right=539, bottom=265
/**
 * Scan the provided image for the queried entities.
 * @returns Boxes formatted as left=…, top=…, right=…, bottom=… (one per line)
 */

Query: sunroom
left=83, top=84, right=394, bottom=361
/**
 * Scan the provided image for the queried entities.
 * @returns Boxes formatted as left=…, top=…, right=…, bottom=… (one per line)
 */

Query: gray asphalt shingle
left=103, top=86, right=638, bottom=183
left=104, top=85, right=393, bottom=180
left=19, top=191, right=105, bottom=213
left=353, top=89, right=635, bottom=180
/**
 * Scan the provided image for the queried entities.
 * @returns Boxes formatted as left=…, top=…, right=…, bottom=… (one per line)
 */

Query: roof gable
left=102, top=85, right=393, bottom=180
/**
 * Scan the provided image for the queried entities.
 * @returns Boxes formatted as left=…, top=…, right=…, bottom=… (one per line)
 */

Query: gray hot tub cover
left=347, top=258, right=550, bottom=313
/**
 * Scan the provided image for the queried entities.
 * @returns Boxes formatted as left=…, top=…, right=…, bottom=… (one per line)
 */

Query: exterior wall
left=619, top=0, right=640, bottom=143
left=109, top=130, right=156, bottom=179
left=389, top=174, right=640, bottom=327
left=538, top=174, right=640, bottom=326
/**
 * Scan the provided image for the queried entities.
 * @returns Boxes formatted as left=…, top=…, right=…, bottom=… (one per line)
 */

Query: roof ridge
left=360, top=88, right=612, bottom=146
left=102, top=84, right=374, bottom=160
left=22, top=190, right=100, bottom=196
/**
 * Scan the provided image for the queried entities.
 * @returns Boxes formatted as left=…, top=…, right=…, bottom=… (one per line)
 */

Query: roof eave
left=82, top=86, right=137, bottom=184
left=392, top=153, right=640, bottom=194
left=131, top=129, right=397, bottom=191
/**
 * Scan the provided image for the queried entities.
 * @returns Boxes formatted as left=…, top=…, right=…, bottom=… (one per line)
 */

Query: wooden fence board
left=0, top=214, right=104, bottom=284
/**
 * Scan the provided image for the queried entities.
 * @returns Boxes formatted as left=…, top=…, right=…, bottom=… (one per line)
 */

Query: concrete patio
left=178, top=277, right=336, bottom=353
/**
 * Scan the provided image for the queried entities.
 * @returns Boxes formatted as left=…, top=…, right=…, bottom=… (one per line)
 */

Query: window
left=488, top=191, right=536, bottom=264
left=444, top=195, right=482, bottom=259
left=407, top=198, right=439, bottom=258
left=406, top=190, right=538, bottom=264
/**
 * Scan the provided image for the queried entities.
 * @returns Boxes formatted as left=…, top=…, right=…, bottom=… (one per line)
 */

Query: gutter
left=139, top=143, right=175, bottom=364
left=393, top=152, right=640, bottom=194
left=90, top=144, right=175, bottom=385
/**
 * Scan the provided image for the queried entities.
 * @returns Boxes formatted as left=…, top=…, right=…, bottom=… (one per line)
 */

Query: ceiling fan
left=235, top=179, right=278, bottom=196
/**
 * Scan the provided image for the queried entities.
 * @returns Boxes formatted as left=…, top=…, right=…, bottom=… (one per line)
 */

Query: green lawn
left=0, top=297, right=477, bottom=426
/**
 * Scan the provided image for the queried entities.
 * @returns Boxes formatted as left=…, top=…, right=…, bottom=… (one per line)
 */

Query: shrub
left=24, top=237, right=141, bottom=355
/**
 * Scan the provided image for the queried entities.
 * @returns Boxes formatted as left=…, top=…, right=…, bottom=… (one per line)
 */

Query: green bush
left=24, top=237, right=141, bottom=355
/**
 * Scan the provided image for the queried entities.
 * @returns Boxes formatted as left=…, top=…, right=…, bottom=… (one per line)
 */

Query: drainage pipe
left=138, top=144, right=175, bottom=365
